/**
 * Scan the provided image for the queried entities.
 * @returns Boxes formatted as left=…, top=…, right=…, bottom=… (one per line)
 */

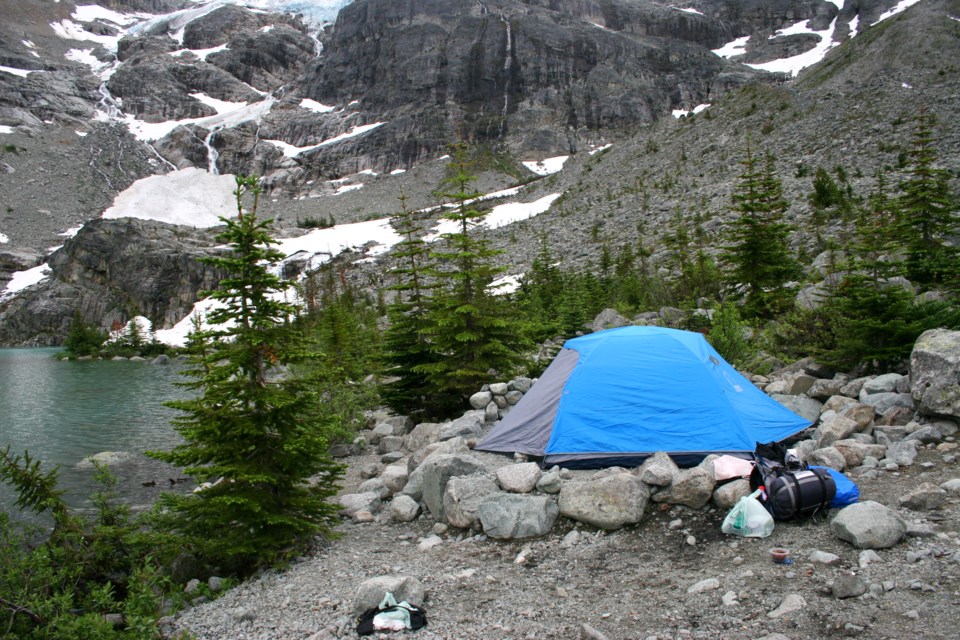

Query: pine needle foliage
left=723, top=147, right=801, bottom=318
left=416, top=144, right=528, bottom=417
left=149, top=176, right=343, bottom=576
left=896, top=107, right=959, bottom=288
left=380, top=190, right=439, bottom=416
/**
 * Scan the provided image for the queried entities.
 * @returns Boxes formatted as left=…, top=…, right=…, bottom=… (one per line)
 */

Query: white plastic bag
left=721, top=489, right=774, bottom=538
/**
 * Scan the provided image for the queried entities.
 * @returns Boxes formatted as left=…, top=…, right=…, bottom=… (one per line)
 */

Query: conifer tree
left=417, top=144, right=527, bottom=416
left=149, top=176, right=343, bottom=575
left=896, top=108, right=959, bottom=287
left=723, top=147, right=801, bottom=318
left=381, top=190, right=438, bottom=416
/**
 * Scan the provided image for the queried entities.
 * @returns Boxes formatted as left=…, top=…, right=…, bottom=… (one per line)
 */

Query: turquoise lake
left=0, top=348, right=191, bottom=517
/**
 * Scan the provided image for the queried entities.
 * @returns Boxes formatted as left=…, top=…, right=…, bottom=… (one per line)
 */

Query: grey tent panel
left=475, top=347, right=580, bottom=456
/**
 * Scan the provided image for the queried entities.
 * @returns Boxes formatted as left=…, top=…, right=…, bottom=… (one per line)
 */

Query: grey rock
left=337, top=492, right=382, bottom=517
left=808, top=550, right=840, bottom=565
left=712, top=478, right=751, bottom=510
left=831, top=501, right=906, bottom=549
left=651, top=466, right=715, bottom=509
left=469, top=390, right=493, bottom=409
left=389, top=494, right=421, bottom=522
left=831, top=575, right=867, bottom=599
left=437, top=411, right=485, bottom=441
left=352, top=575, right=425, bottom=615
left=904, top=425, right=943, bottom=445
left=816, top=416, right=859, bottom=448
left=822, top=394, right=859, bottom=412
left=861, top=373, right=905, bottom=395
left=496, top=462, right=542, bottom=493
left=591, top=308, right=630, bottom=332
left=207, top=576, right=224, bottom=593
left=873, top=425, right=908, bottom=445
left=510, top=377, right=533, bottom=393
left=858, top=549, right=882, bottom=568
left=377, top=435, right=404, bottom=455
left=559, top=473, right=650, bottom=530
left=357, top=477, right=390, bottom=500
left=442, top=474, right=500, bottom=529
left=886, top=440, right=919, bottom=466
left=807, top=378, right=844, bottom=399
left=478, top=493, right=559, bottom=539
left=686, top=577, right=720, bottom=593
left=580, top=622, right=611, bottom=640
left=839, top=403, right=877, bottom=432
left=940, top=478, right=960, bottom=493
left=770, top=394, right=822, bottom=423
left=806, top=447, right=846, bottom=471
left=485, top=401, right=500, bottom=423
left=898, top=482, right=947, bottom=511
left=860, top=392, right=915, bottom=415
left=635, top=451, right=678, bottom=487
left=832, top=440, right=886, bottom=469
left=910, top=329, right=960, bottom=420
left=489, top=382, right=509, bottom=395
left=504, top=390, right=524, bottom=405
left=767, top=593, right=806, bottom=618
left=419, top=454, right=487, bottom=521
left=536, top=470, right=562, bottom=494
left=404, top=422, right=444, bottom=455
left=380, top=463, right=410, bottom=495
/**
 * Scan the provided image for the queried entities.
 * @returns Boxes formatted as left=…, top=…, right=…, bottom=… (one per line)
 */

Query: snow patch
left=300, top=98, right=335, bottom=113
left=746, top=18, right=839, bottom=77
left=522, top=156, right=569, bottom=176
left=50, top=20, right=122, bottom=51
left=75, top=130, right=88, bottom=137
left=675, top=7, right=704, bottom=16
left=0, top=232, right=8, bottom=243
left=333, top=183, right=364, bottom=195
left=712, top=36, right=750, bottom=59
left=118, top=97, right=275, bottom=141
left=425, top=193, right=561, bottom=242
left=872, top=0, right=923, bottom=25
left=102, top=168, right=239, bottom=227
left=60, top=226, right=83, bottom=238
left=72, top=4, right=146, bottom=26
left=264, top=121, right=385, bottom=157
left=390, top=169, right=406, bottom=175
left=489, top=273, right=522, bottom=295
left=169, top=44, right=229, bottom=60
left=849, top=15, right=860, bottom=37
left=0, top=126, right=13, bottom=134
left=0, top=66, right=36, bottom=78
left=589, top=144, right=613, bottom=155
left=0, top=264, right=52, bottom=303
left=672, top=103, right=711, bottom=118
left=190, top=92, right=247, bottom=114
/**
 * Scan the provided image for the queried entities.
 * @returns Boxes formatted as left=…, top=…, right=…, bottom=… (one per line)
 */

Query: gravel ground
left=172, top=444, right=960, bottom=640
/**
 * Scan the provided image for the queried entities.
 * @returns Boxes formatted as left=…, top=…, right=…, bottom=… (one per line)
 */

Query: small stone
left=722, top=591, right=739, bottom=606
left=686, top=577, right=720, bottom=594
left=809, top=550, right=841, bottom=565
left=418, top=534, right=443, bottom=550
left=686, top=535, right=696, bottom=546
left=184, top=578, right=200, bottom=593
left=767, top=593, right=807, bottom=618
left=832, top=575, right=867, bottom=599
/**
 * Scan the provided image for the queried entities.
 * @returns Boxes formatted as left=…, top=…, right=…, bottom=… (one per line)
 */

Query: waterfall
left=97, top=82, right=123, bottom=119
left=498, top=13, right=513, bottom=141
left=204, top=127, right=221, bottom=175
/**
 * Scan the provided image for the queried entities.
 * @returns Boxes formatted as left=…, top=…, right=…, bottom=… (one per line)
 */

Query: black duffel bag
left=752, top=460, right=836, bottom=520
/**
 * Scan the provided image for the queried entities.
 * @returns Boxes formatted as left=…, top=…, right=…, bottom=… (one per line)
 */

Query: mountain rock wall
left=0, top=219, right=223, bottom=346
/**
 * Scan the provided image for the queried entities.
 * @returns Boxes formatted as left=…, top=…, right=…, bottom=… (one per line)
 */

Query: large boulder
left=496, top=462, right=543, bottom=493
left=337, top=492, right=382, bottom=518
left=419, top=454, right=487, bottom=521
left=898, top=482, right=947, bottom=511
left=769, top=394, right=822, bottom=424
left=635, top=451, right=678, bottom=487
left=352, top=576, right=425, bottom=615
left=651, top=466, right=715, bottom=509
left=713, top=478, right=751, bottom=510
left=911, top=329, right=960, bottom=420
left=442, top=475, right=500, bottom=529
left=380, top=463, right=410, bottom=495
left=558, top=473, right=650, bottom=530
left=437, top=411, right=485, bottom=441
left=831, top=440, right=886, bottom=469
left=815, top=416, right=859, bottom=448
left=478, top=494, right=560, bottom=539
left=831, top=501, right=906, bottom=549
left=859, top=392, right=914, bottom=415
left=404, top=422, right=444, bottom=454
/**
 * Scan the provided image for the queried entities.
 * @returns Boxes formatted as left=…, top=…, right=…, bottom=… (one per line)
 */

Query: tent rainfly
left=475, top=326, right=811, bottom=468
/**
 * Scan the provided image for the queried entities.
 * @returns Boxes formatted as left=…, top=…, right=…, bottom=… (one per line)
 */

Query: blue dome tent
left=475, top=326, right=811, bottom=468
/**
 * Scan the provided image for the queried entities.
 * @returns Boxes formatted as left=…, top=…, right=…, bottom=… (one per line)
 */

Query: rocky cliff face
left=0, top=219, right=223, bottom=346
left=0, top=0, right=957, bottom=346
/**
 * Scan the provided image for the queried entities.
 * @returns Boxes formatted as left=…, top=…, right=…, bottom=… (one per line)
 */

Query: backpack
left=751, top=457, right=836, bottom=520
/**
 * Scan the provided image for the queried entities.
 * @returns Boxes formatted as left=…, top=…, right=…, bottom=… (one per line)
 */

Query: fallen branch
left=0, top=596, right=41, bottom=624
